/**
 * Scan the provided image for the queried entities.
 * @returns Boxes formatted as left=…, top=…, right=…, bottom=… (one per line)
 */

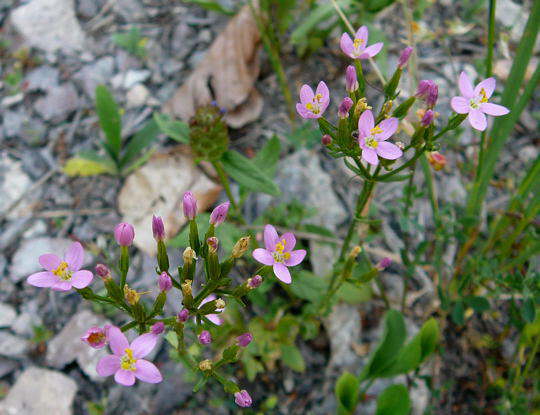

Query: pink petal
left=285, top=250, right=306, bottom=267
left=299, top=84, right=314, bottom=104
left=108, top=326, right=130, bottom=356
left=458, top=71, right=474, bottom=99
left=450, top=96, right=470, bottom=114
left=206, top=313, right=223, bottom=325
left=316, top=81, right=329, bottom=101
left=360, top=42, right=383, bottom=59
left=200, top=294, right=216, bottom=306
left=468, top=109, right=487, bottom=131
left=27, top=271, right=57, bottom=288
left=296, top=103, right=312, bottom=119
left=96, top=354, right=120, bottom=377
left=252, top=248, right=275, bottom=266
left=135, top=359, right=163, bottom=383
left=71, top=270, right=93, bottom=289
left=38, top=254, right=61, bottom=271
left=358, top=110, right=375, bottom=137
left=474, top=77, right=496, bottom=99
left=375, top=118, right=398, bottom=141
left=64, top=242, right=84, bottom=271
left=362, top=148, right=379, bottom=166
left=281, top=232, right=296, bottom=252
left=273, top=263, right=291, bottom=284
left=51, top=280, right=72, bottom=291
left=359, top=137, right=367, bottom=150
left=115, top=369, right=135, bottom=386
left=131, top=333, right=157, bottom=359
left=355, top=26, right=368, bottom=44
left=264, top=224, right=279, bottom=251
left=376, top=142, right=403, bottom=160
left=340, top=33, right=354, bottom=57
left=481, top=102, right=509, bottom=116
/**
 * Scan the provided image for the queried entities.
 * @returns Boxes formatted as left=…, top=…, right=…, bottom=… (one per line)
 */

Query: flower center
left=470, top=88, right=489, bottom=109
left=88, top=332, right=105, bottom=345
left=353, top=38, right=365, bottom=49
left=273, top=239, right=291, bottom=263
left=365, top=137, right=378, bottom=148
left=305, top=93, right=324, bottom=114
left=120, top=348, right=137, bottom=371
left=53, top=261, right=72, bottom=280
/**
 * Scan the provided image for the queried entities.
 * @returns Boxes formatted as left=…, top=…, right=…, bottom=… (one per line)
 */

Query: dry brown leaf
left=163, top=3, right=263, bottom=129
left=118, top=146, right=222, bottom=255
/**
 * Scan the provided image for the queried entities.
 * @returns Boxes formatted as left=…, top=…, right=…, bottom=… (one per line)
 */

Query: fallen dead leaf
left=118, top=146, right=222, bottom=255
left=163, top=3, right=263, bottom=129
left=493, top=58, right=538, bottom=82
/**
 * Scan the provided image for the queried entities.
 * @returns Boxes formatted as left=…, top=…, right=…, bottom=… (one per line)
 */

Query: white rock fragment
left=0, top=303, right=17, bottom=328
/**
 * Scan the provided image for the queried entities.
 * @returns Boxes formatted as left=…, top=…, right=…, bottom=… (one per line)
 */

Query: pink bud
left=247, top=275, right=262, bottom=289
left=234, top=390, right=252, bottom=408
left=95, top=263, right=110, bottom=279
left=236, top=333, right=253, bottom=347
left=376, top=257, right=392, bottom=271
left=183, top=191, right=198, bottom=220
left=427, top=152, right=447, bottom=171
left=198, top=330, right=212, bottom=345
left=158, top=272, right=172, bottom=292
left=321, top=134, right=332, bottom=146
left=338, top=97, right=353, bottom=119
left=114, top=222, right=135, bottom=246
left=421, top=109, right=435, bottom=127
left=345, top=65, right=358, bottom=92
left=398, top=46, right=413, bottom=68
left=177, top=309, right=189, bottom=322
left=210, top=202, right=230, bottom=226
left=151, top=322, right=165, bottom=335
left=416, top=80, right=438, bottom=108
left=152, top=215, right=165, bottom=241
left=81, top=326, right=108, bottom=349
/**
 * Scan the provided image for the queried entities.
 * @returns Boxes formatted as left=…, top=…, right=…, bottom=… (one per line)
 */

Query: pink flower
left=158, top=272, right=172, bottom=292
left=252, top=225, right=306, bottom=284
left=416, top=80, right=438, bottom=108
left=376, top=257, right=392, bottom=271
left=210, top=202, right=230, bottom=226
left=199, top=294, right=224, bottom=325
left=234, top=390, right=252, bottom=407
left=340, top=26, right=383, bottom=60
left=358, top=110, right=402, bottom=166
left=152, top=215, right=165, bottom=241
left=26, top=242, right=93, bottom=291
left=420, top=109, right=435, bottom=127
left=81, top=326, right=110, bottom=349
left=177, top=309, right=189, bottom=322
left=247, top=275, right=263, bottom=289
left=114, top=222, right=135, bottom=246
left=450, top=71, right=509, bottom=131
left=183, top=191, right=198, bottom=220
left=151, top=322, right=165, bottom=335
left=398, top=46, right=413, bottom=68
left=296, top=81, right=330, bottom=119
left=96, top=326, right=162, bottom=386
left=236, top=333, right=253, bottom=347
left=198, top=330, right=212, bottom=345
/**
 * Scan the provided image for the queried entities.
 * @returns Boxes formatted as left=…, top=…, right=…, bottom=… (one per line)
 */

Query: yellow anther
left=53, top=261, right=72, bottom=280
left=370, top=126, right=383, bottom=135
left=120, top=348, right=137, bottom=371
left=479, top=88, right=488, bottom=103
left=366, top=137, right=378, bottom=148
left=353, top=38, right=365, bottom=48
left=314, top=93, right=323, bottom=101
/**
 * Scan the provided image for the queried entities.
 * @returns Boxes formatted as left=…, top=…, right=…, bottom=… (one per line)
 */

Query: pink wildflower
left=358, top=110, right=402, bottom=166
left=450, top=71, right=509, bottom=131
left=296, top=81, right=330, bottom=119
left=26, top=242, right=93, bottom=291
left=158, top=272, right=172, bottom=292
left=398, top=46, right=413, bottom=68
left=252, top=225, right=306, bottom=284
left=152, top=215, right=165, bottom=241
left=198, top=330, right=212, bottom=345
left=199, top=294, right=224, bottom=326
left=96, top=326, right=162, bottom=386
left=81, top=325, right=109, bottom=349
left=340, top=26, right=383, bottom=60
left=345, top=65, right=358, bottom=92
left=234, top=390, right=252, bottom=407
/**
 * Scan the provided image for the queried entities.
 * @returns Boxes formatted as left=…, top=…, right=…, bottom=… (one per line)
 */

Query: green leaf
left=335, top=372, right=359, bottom=414
left=241, top=355, right=264, bottom=381
left=366, top=0, right=397, bottom=13
left=253, top=135, right=281, bottom=177
left=464, top=296, right=490, bottom=313
left=280, top=344, right=305, bottom=372
left=451, top=301, right=465, bottom=326
left=336, top=282, right=372, bottom=304
left=360, top=309, right=406, bottom=380
left=375, top=384, right=411, bottom=415
left=164, top=331, right=178, bottom=348
left=121, top=119, right=160, bottom=168
left=154, top=112, right=190, bottom=143
left=379, top=334, right=422, bottom=377
left=182, top=0, right=235, bottom=15
left=419, top=318, right=439, bottom=361
left=122, top=148, right=156, bottom=175
left=521, top=298, right=536, bottom=323
left=63, top=154, right=116, bottom=177
left=290, top=271, right=328, bottom=303
left=221, top=150, right=281, bottom=196
left=95, top=85, right=122, bottom=160
left=112, top=27, right=147, bottom=58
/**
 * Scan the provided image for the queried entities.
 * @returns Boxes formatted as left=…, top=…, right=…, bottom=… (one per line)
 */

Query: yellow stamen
left=479, top=88, right=488, bottom=103
left=353, top=38, right=365, bottom=49
left=366, top=137, right=378, bottom=148
left=53, top=261, right=72, bottom=280
left=120, top=348, right=137, bottom=371
left=370, top=126, right=383, bottom=135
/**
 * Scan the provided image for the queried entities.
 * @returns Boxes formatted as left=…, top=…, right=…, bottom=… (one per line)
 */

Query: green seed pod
left=189, top=105, right=229, bottom=162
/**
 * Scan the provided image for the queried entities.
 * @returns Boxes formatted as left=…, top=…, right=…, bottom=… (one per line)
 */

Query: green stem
left=512, top=335, right=540, bottom=396
left=376, top=148, right=424, bottom=181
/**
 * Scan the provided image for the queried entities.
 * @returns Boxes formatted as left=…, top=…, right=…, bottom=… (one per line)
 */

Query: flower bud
left=398, top=46, right=413, bottom=68
left=236, top=333, right=253, bottom=347
left=247, top=275, right=263, bottom=289
left=338, top=97, right=354, bottom=119
left=95, top=263, right=111, bottom=280
left=215, top=298, right=226, bottom=309
left=183, top=247, right=196, bottom=265
left=321, top=134, right=332, bottom=146
left=354, top=98, right=372, bottom=117
left=234, top=390, right=252, bottom=408
left=349, top=246, right=362, bottom=259
left=345, top=65, right=358, bottom=92
left=198, top=330, right=212, bottom=345
left=183, top=191, right=198, bottom=220
left=207, top=237, right=219, bottom=253
left=381, top=100, right=393, bottom=117
left=114, top=222, right=135, bottom=246
left=199, top=359, right=212, bottom=371
left=416, top=80, right=438, bottom=108
left=158, top=272, right=172, bottom=292
left=209, top=202, right=230, bottom=226
left=232, top=236, right=250, bottom=259
left=376, top=257, right=392, bottom=271
left=421, top=109, right=435, bottom=127
left=181, top=279, right=192, bottom=297
left=427, top=152, right=447, bottom=171
left=81, top=326, right=108, bottom=349
left=151, top=322, right=165, bottom=335
left=152, top=215, right=165, bottom=241
left=124, top=285, right=140, bottom=305
left=177, top=308, right=189, bottom=323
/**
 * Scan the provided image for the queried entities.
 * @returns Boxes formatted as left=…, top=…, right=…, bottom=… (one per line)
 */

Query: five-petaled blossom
left=252, top=225, right=306, bottom=284
left=96, top=326, right=162, bottom=386
left=27, top=242, right=93, bottom=291
left=296, top=81, right=330, bottom=119
left=340, top=26, right=383, bottom=60
left=450, top=72, right=509, bottom=131
left=199, top=294, right=225, bottom=325
left=81, top=326, right=110, bottom=349
left=358, top=110, right=402, bottom=166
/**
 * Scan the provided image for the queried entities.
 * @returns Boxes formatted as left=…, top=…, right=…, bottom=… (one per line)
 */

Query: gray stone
left=19, top=118, right=47, bottom=146
left=112, top=69, right=151, bottom=89
left=0, top=367, right=77, bottom=415
left=1, top=93, right=23, bottom=108
left=77, top=0, right=103, bottom=18
left=11, top=312, right=41, bottom=337
left=151, top=360, right=191, bottom=413
left=34, top=83, right=79, bottom=122
left=25, top=65, right=60, bottom=92
left=9, top=237, right=92, bottom=282
left=0, top=255, right=6, bottom=280
left=46, top=309, right=110, bottom=380
left=310, top=242, right=337, bottom=277
left=0, top=332, right=28, bottom=358
left=126, top=83, right=150, bottom=108
left=0, top=303, right=17, bottom=327
left=0, top=154, right=33, bottom=220
left=0, top=219, right=32, bottom=251
left=21, top=150, right=49, bottom=179
left=2, top=109, right=24, bottom=137
left=113, top=0, right=146, bottom=21
left=0, top=357, right=17, bottom=378
left=323, top=303, right=360, bottom=368
left=440, top=175, right=466, bottom=205
left=74, top=56, right=115, bottom=98
left=496, top=0, right=527, bottom=42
